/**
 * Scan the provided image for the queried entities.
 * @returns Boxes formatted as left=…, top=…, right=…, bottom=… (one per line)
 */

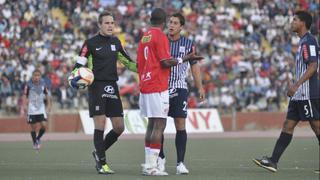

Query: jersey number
left=144, top=46, right=149, bottom=60
left=304, top=105, right=309, bottom=116
left=183, top=101, right=187, bottom=112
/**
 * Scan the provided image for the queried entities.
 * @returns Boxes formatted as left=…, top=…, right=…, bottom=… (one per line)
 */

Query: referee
left=69, top=11, right=136, bottom=175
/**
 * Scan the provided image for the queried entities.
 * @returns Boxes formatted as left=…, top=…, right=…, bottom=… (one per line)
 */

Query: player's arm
left=287, top=42, right=318, bottom=97
left=22, top=85, right=29, bottom=115
left=158, top=35, right=203, bottom=68
left=71, top=41, right=90, bottom=74
left=189, top=43, right=205, bottom=100
left=117, top=43, right=137, bottom=72
left=69, top=41, right=90, bottom=89
left=44, top=86, right=52, bottom=113
left=190, top=62, right=205, bottom=101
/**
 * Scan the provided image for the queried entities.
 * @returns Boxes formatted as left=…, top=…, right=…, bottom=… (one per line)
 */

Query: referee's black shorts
left=88, top=81, right=123, bottom=118
left=286, top=99, right=320, bottom=121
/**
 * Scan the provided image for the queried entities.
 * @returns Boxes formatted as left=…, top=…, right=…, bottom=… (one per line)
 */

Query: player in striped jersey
left=157, top=13, right=205, bottom=174
left=253, top=10, right=319, bottom=173
left=23, top=69, right=52, bottom=150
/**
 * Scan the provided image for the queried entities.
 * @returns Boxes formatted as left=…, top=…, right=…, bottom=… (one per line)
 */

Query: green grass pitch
left=0, top=137, right=318, bottom=180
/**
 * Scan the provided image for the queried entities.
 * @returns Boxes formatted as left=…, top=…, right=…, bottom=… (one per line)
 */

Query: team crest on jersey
left=179, top=46, right=185, bottom=53
left=111, top=44, right=116, bottom=51
left=141, top=35, right=152, bottom=43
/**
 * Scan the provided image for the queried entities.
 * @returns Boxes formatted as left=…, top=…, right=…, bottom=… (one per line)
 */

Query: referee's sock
left=104, top=130, right=120, bottom=151
left=94, top=129, right=106, bottom=165
left=176, top=130, right=187, bottom=164
left=159, top=134, right=165, bottom=159
left=271, top=132, right=292, bottom=163
left=31, top=131, right=37, bottom=144
left=37, top=128, right=46, bottom=140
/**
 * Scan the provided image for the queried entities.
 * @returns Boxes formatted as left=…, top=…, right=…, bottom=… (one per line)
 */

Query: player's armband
left=117, top=52, right=137, bottom=72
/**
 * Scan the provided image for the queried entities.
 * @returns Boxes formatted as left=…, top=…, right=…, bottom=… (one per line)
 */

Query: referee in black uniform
left=69, top=11, right=136, bottom=175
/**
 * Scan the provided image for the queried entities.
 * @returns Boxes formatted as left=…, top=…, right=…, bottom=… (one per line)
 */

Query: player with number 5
left=253, top=10, right=319, bottom=174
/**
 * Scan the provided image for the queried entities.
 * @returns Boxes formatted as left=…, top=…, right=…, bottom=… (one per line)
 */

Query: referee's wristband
left=177, top=57, right=183, bottom=64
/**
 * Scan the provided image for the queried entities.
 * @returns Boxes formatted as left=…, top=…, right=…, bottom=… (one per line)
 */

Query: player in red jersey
left=137, top=8, right=203, bottom=176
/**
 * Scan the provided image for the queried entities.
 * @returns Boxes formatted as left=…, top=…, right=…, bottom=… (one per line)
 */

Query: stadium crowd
left=0, top=0, right=319, bottom=115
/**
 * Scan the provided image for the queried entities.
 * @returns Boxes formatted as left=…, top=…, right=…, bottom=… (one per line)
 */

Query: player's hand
left=183, top=53, right=203, bottom=61
left=287, top=84, right=298, bottom=97
left=69, top=76, right=81, bottom=89
left=198, top=87, right=205, bottom=102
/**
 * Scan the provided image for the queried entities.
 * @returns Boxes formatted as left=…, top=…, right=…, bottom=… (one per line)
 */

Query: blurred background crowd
left=0, top=0, right=319, bottom=116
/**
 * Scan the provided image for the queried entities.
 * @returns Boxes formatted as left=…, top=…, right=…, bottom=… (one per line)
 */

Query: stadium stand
left=0, top=0, right=319, bottom=116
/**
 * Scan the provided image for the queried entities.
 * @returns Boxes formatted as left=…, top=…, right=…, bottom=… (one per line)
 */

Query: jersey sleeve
left=116, top=38, right=137, bottom=72
left=302, top=40, right=318, bottom=63
left=43, top=86, right=50, bottom=95
left=71, top=40, right=91, bottom=73
left=79, top=40, right=90, bottom=58
left=23, top=84, right=30, bottom=97
left=156, top=33, right=171, bottom=62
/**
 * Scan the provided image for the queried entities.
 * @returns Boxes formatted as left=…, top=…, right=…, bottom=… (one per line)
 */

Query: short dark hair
left=32, top=69, right=41, bottom=75
left=295, top=10, right=312, bottom=30
left=98, top=11, right=113, bottom=24
left=171, top=13, right=185, bottom=26
left=150, top=8, right=167, bottom=25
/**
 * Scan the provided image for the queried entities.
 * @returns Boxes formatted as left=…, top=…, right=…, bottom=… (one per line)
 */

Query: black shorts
left=168, top=88, right=188, bottom=118
left=27, top=114, right=47, bottom=124
left=286, top=99, right=320, bottom=121
left=88, top=81, right=123, bottom=118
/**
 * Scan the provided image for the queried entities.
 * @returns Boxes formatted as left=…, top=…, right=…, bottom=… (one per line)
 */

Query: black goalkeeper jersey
left=78, top=33, right=131, bottom=81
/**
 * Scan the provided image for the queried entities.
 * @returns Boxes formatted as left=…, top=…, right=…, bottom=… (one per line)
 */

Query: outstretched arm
left=161, top=53, right=203, bottom=68
left=117, top=52, right=137, bottom=72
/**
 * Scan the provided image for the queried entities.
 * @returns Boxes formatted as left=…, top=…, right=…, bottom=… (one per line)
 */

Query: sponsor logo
left=104, top=86, right=114, bottom=94
left=95, top=47, right=102, bottom=51
left=141, top=35, right=152, bottom=43
left=102, top=85, right=118, bottom=99
left=169, top=88, right=178, bottom=98
left=142, top=72, right=151, bottom=81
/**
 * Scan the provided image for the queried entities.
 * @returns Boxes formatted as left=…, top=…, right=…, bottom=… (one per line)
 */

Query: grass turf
left=0, top=137, right=318, bottom=180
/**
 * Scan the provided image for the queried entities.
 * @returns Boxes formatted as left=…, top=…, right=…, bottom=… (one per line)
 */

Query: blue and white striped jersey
left=292, top=32, right=319, bottom=100
left=169, top=36, right=197, bottom=89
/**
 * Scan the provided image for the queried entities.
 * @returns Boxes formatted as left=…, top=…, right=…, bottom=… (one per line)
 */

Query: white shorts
left=139, top=90, right=169, bottom=118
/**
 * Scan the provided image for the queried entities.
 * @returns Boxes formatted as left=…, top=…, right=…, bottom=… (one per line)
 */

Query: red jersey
left=137, top=27, right=171, bottom=93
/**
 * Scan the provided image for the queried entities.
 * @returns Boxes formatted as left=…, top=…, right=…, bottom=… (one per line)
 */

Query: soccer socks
left=37, top=128, right=46, bottom=140
left=176, top=130, right=187, bottom=164
left=159, top=134, right=165, bottom=159
left=148, top=143, right=161, bottom=168
left=94, top=129, right=106, bottom=164
left=104, top=130, right=120, bottom=151
left=144, top=142, right=151, bottom=166
left=271, top=132, right=293, bottom=163
left=31, top=131, right=37, bottom=144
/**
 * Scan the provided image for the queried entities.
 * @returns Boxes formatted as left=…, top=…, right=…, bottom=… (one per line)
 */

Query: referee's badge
left=111, top=44, right=116, bottom=51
